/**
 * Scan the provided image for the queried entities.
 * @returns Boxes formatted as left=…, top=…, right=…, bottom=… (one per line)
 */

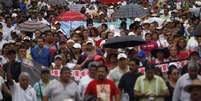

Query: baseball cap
left=23, top=36, right=31, bottom=41
left=73, top=43, right=81, bottom=49
left=86, top=40, right=95, bottom=46
left=54, top=55, right=62, bottom=60
left=117, top=53, right=127, bottom=60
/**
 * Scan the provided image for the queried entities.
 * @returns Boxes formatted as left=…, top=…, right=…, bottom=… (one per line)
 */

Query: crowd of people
left=0, top=0, right=201, bottom=101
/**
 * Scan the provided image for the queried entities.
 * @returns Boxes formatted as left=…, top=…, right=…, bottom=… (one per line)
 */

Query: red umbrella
left=99, top=0, right=121, bottom=5
left=57, top=11, right=87, bottom=21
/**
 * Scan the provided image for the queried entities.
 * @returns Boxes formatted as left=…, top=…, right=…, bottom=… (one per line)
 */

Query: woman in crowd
left=176, top=37, right=189, bottom=59
left=165, top=64, right=180, bottom=101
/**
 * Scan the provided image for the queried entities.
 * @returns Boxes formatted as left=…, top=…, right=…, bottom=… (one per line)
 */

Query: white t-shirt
left=0, top=76, right=4, bottom=100
left=79, top=75, right=93, bottom=98
left=10, top=83, right=37, bottom=101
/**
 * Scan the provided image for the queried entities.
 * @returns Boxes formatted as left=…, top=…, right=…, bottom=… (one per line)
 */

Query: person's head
left=45, top=31, right=54, bottom=44
left=156, top=51, right=165, bottom=59
left=86, top=41, right=95, bottom=51
left=145, top=65, right=155, bottom=81
left=41, top=68, right=50, bottom=82
left=167, top=65, right=180, bottom=81
left=150, top=23, right=157, bottom=32
left=19, top=72, right=30, bottom=90
left=184, top=80, right=201, bottom=101
left=167, top=35, right=175, bottom=45
left=88, top=61, right=99, bottom=78
left=164, top=8, right=169, bottom=15
left=187, top=59, right=200, bottom=80
left=66, top=39, right=75, bottom=48
left=54, top=55, right=63, bottom=66
left=176, top=37, right=187, bottom=51
left=73, top=43, right=82, bottom=54
left=71, top=33, right=81, bottom=43
left=60, top=67, right=71, bottom=83
left=129, top=57, right=139, bottom=72
left=107, top=32, right=114, bottom=39
left=7, top=49, right=16, bottom=61
left=18, top=45, right=27, bottom=59
left=145, top=33, right=152, bottom=41
left=107, top=53, right=117, bottom=61
left=81, top=42, right=87, bottom=53
left=169, top=45, right=177, bottom=57
left=34, top=30, right=42, bottom=38
left=5, top=17, right=12, bottom=27
left=151, top=32, right=159, bottom=41
left=96, top=63, right=108, bottom=80
left=89, top=27, right=98, bottom=37
left=37, top=37, right=45, bottom=48
left=59, top=41, right=66, bottom=51
left=154, top=67, right=163, bottom=77
left=117, top=53, right=128, bottom=68
left=1, top=43, right=9, bottom=56
left=101, top=23, right=108, bottom=31
left=82, top=29, right=89, bottom=38
left=189, top=51, right=200, bottom=60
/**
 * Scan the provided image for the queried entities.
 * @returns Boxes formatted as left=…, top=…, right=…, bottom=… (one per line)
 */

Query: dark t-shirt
left=165, top=81, right=174, bottom=101
left=118, top=71, right=141, bottom=101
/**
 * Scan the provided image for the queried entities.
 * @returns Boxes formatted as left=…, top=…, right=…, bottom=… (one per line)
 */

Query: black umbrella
left=103, top=36, right=146, bottom=48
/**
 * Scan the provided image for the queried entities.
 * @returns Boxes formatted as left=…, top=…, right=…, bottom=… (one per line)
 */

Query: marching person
left=43, top=67, right=80, bottom=101
left=7, top=72, right=37, bottom=101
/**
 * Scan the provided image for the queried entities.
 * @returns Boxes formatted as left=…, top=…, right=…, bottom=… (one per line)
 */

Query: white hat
left=73, top=43, right=81, bottom=49
left=54, top=55, right=62, bottom=60
left=142, top=20, right=151, bottom=24
left=67, top=39, right=75, bottom=43
left=117, top=53, right=127, bottom=60
left=23, top=36, right=31, bottom=40
left=134, top=18, right=141, bottom=22
left=113, top=31, right=121, bottom=37
left=128, top=32, right=135, bottom=36
left=11, top=13, right=17, bottom=17
left=86, top=40, right=95, bottom=46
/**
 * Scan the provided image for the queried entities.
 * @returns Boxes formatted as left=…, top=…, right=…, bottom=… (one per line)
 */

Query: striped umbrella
left=16, top=21, right=50, bottom=32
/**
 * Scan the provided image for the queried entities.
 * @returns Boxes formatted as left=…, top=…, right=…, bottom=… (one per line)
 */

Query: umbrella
left=144, top=17, right=165, bottom=26
left=192, top=24, right=201, bottom=36
left=69, top=4, right=87, bottom=11
left=103, top=36, right=146, bottom=48
left=57, top=11, right=87, bottom=21
left=48, top=0, right=67, bottom=6
left=99, top=0, right=121, bottom=5
left=16, top=21, right=50, bottom=32
left=114, top=3, right=149, bottom=18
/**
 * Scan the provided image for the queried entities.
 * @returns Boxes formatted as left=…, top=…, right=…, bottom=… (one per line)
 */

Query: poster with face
left=96, top=84, right=111, bottom=101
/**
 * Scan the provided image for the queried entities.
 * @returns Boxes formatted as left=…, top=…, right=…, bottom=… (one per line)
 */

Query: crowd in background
left=0, top=0, right=201, bottom=101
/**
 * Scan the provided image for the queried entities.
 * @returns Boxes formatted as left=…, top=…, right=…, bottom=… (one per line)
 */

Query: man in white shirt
left=8, top=72, right=37, bottom=101
left=0, top=26, right=7, bottom=54
left=108, top=53, right=130, bottom=85
left=2, top=17, right=15, bottom=41
left=79, top=61, right=97, bottom=99
left=44, top=67, right=80, bottom=101
left=173, top=59, right=201, bottom=101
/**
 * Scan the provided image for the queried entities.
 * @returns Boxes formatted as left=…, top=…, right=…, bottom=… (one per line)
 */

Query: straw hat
left=184, top=80, right=201, bottom=92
